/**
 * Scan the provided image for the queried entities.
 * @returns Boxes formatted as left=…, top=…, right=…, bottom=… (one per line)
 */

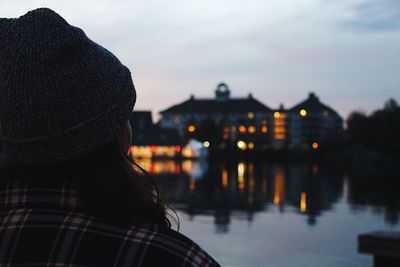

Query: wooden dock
left=358, top=231, right=400, bottom=267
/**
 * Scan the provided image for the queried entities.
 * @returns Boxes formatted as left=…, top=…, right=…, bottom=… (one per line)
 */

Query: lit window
left=248, top=126, right=256, bottom=133
left=203, top=141, right=210, bottom=148
left=239, top=125, right=247, bottom=133
left=274, top=134, right=286, bottom=140
left=323, top=110, right=329, bottom=118
left=248, top=142, right=254, bottom=149
left=312, top=142, right=319, bottom=149
left=300, top=109, right=307, bottom=117
left=248, top=112, right=254, bottom=119
left=237, top=141, right=247, bottom=150
left=261, top=126, right=268, bottom=134
left=274, top=112, right=280, bottom=118
left=274, top=112, right=286, bottom=140
left=187, top=125, right=196, bottom=133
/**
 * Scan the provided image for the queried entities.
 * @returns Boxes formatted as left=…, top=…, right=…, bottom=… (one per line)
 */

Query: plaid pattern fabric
left=0, top=179, right=220, bottom=267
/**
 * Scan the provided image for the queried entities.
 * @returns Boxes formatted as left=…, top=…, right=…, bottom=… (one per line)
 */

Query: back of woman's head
left=0, top=8, right=135, bottom=165
left=0, top=8, right=171, bottom=228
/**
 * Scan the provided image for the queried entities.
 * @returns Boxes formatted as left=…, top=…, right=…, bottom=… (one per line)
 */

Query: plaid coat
left=0, top=179, right=220, bottom=267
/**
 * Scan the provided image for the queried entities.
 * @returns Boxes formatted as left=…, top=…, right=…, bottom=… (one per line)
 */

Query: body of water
left=136, top=159, right=400, bottom=267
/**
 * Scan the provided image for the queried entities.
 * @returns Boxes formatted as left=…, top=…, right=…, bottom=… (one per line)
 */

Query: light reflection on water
left=135, top=159, right=400, bottom=267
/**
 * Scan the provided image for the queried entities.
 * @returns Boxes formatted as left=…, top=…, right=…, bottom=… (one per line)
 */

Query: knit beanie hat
left=0, top=8, right=136, bottom=165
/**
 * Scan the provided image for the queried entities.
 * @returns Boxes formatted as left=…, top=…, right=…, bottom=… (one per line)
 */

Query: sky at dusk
left=2, top=0, right=399, bottom=121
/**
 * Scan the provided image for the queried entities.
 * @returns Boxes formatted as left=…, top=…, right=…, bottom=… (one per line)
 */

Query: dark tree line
left=347, top=98, right=400, bottom=159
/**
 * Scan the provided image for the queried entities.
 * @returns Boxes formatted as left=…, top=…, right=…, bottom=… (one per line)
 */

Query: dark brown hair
left=1, top=139, right=174, bottom=228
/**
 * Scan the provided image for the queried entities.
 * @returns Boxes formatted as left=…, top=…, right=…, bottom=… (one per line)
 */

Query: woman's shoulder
left=143, top=224, right=220, bottom=266
left=0, top=207, right=221, bottom=266
left=87, top=219, right=221, bottom=266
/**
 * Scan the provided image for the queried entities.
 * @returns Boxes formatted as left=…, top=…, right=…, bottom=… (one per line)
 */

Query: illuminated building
left=158, top=85, right=343, bottom=153
left=288, top=93, right=343, bottom=149
left=159, top=83, right=273, bottom=152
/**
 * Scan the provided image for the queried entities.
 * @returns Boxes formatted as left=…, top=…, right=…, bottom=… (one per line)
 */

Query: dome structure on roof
left=215, top=82, right=230, bottom=101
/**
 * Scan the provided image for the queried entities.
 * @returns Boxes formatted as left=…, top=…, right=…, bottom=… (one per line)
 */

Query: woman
left=0, top=8, right=219, bottom=266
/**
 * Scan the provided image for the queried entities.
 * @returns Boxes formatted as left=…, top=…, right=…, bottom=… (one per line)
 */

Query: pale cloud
left=341, top=0, right=400, bottom=32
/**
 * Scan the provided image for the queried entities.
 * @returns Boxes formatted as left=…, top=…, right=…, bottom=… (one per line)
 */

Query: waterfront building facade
left=158, top=83, right=343, bottom=152
left=159, top=83, right=274, bottom=151
left=287, top=92, right=343, bottom=150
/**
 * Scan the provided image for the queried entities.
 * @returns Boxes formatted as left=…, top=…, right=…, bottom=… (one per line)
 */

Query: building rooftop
left=160, top=83, right=271, bottom=114
left=289, top=92, right=341, bottom=118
